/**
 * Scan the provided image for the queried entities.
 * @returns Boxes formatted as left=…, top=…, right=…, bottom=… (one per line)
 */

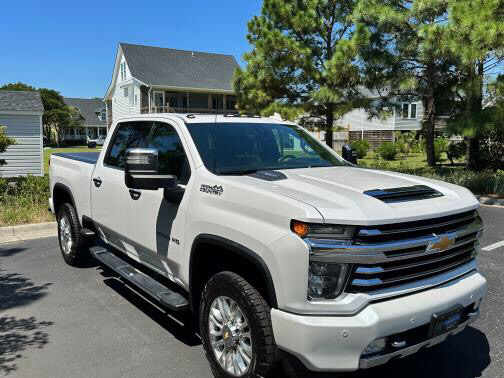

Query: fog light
left=362, top=337, right=387, bottom=356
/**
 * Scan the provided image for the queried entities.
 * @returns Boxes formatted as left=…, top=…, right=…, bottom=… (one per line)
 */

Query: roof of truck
left=112, top=113, right=295, bottom=126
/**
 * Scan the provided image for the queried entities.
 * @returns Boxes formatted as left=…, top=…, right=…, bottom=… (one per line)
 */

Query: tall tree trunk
left=466, top=60, right=484, bottom=170
left=425, top=63, right=436, bottom=167
left=325, top=107, right=334, bottom=148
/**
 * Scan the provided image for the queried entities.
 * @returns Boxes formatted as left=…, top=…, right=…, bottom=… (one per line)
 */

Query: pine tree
left=355, top=0, right=457, bottom=167
left=444, top=0, right=504, bottom=170
left=234, top=0, right=368, bottom=147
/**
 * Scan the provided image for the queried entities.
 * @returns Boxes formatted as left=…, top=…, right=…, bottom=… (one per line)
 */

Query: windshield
left=186, top=123, right=344, bottom=175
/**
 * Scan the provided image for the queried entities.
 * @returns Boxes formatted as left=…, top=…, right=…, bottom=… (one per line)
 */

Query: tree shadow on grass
left=0, top=267, right=53, bottom=374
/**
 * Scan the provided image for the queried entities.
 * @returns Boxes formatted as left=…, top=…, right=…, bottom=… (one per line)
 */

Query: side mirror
left=125, top=148, right=178, bottom=190
left=342, top=144, right=358, bottom=165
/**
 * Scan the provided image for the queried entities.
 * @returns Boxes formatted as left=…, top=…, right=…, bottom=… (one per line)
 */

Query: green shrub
left=377, top=141, right=398, bottom=160
left=0, top=175, right=53, bottom=226
left=433, top=137, right=448, bottom=162
left=350, top=140, right=370, bottom=159
left=398, top=142, right=411, bottom=157
left=446, top=141, right=466, bottom=164
left=0, top=125, right=17, bottom=166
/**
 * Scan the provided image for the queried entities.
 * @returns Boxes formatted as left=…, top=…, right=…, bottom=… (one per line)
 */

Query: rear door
left=125, top=121, right=192, bottom=276
left=91, top=121, right=152, bottom=256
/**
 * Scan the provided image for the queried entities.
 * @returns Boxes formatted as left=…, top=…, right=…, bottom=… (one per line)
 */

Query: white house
left=103, top=43, right=240, bottom=127
left=0, top=90, right=44, bottom=177
left=63, top=97, right=108, bottom=141
left=339, top=92, right=424, bottom=147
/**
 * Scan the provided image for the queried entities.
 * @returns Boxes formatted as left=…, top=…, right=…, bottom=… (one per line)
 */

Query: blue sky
left=0, top=0, right=261, bottom=98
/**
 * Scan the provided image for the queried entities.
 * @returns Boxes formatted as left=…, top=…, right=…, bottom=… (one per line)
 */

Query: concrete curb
left=478, top=196, right=504, bottom=207
left=0, top=222, right=57, bottom=244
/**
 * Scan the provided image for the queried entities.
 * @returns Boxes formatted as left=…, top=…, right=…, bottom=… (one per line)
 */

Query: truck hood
left=228, top=166, right=479, bottom=225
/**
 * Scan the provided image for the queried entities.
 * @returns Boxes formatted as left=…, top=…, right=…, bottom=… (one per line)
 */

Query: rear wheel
left=57, top=203, right=90, bottom=266
left=200, top=271, right=277, bottom=377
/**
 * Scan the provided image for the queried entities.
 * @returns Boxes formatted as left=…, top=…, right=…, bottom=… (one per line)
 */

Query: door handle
left=93, top=177, right=102, bottom=187
left=129, top=189, right=141, bottom=200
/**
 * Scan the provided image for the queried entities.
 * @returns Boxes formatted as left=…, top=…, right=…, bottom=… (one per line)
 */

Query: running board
left=90, top=246, right=189, bottom=312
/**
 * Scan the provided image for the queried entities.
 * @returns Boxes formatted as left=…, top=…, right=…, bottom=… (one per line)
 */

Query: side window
left=147, top=122, right=191, bottom=184
left=105, top=122, right=152, bottom=169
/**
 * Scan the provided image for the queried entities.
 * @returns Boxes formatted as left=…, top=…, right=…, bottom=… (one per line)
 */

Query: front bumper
left=271, top=271, right=486, bottom=372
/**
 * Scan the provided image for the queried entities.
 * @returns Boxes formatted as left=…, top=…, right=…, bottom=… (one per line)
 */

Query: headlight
left=308, top=262, right=349, bottom=299
left=291, top=220, right=355, bottom=239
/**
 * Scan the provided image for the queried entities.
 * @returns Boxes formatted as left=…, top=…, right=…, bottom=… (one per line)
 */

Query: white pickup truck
left=49, top=114, right=486, bottom=377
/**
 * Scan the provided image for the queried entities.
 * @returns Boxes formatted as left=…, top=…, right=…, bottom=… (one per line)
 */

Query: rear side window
left=147, top=122, right=191, bottom=184
left=105, top=122, right=153, bottom=168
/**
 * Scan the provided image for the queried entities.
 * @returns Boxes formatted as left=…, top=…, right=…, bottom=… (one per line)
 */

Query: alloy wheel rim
left=59, top=215, right=72, bottom=254
left=208, top=296, right=253, bottom=376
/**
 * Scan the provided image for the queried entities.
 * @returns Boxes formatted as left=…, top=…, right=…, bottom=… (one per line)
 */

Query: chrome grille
left=306, top=210, right=482, bottom=294
left=348, top=210, right=480, bottom=292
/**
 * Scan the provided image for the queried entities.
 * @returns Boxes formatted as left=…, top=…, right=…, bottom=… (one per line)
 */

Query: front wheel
left=200, top=271, right=277, bottom=378
left=88, top=142, right=96, bottom=148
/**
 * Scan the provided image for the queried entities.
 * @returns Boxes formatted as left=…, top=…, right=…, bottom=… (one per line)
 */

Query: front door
left=126, top=121, right=192, bottom=278
left=91, top=121, right=152, bottom=259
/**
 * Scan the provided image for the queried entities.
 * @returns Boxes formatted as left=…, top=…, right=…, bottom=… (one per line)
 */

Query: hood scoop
left=363, top=185, right=443, bottom=203
left=249, top=170, right=287, bottom=181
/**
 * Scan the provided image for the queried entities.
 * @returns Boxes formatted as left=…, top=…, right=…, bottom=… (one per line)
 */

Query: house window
left=401, top=103, right=418, bottom=119
left=100, top=110, right=106, bottom=121
left=402, top=103, right=409, bottom=119
left=410, top=103, right=417, bottom=119
left=124, top=87, right=128, bottom=97
left=134, top=94, right=138, bottom=106
left=226, top=95, right=237, bottom=111
left=120, top=62, right=126, bottom=81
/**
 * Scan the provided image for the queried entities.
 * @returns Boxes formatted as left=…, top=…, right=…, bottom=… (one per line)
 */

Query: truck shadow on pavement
left=99, top=272, right=201, bottom=347
left=286, top=326, right=490, bottom=378
left=0, top=265, right=54, bottom=375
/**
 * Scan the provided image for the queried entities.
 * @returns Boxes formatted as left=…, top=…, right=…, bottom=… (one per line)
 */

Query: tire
left=57, top=203, right=89, bottom=267
left=200, top=271, right=277, bottom=378
left=88, top=142, right=96, bottom=149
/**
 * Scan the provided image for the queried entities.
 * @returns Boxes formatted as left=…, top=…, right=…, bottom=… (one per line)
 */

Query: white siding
left=339, top=100, right=423, bottom=132
left=110, top=51, right=143, bottom=122
left=394, top=101, right=423, bottom=131
left=0, top=113, right=43, bottom=177
left=340, top=108, right=394, bottom=132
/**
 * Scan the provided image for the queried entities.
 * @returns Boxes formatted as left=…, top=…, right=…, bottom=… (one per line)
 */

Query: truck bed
left=53, top=152, right=100, bottom=164
left=50, top=152, right=100, bottom=222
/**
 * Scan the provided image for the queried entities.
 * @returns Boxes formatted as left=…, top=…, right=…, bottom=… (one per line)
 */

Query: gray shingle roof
left=120, top=43, right=239, bottom=91
left=0, top=90, right=44, bottom=112
left=64, top=98, right=106, bottom=127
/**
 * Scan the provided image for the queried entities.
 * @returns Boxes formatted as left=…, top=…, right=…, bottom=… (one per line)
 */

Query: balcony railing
left=140, top=106, right=238, bottom=115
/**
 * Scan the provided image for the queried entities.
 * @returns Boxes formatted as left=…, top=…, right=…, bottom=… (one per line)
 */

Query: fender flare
left=189, top=234, right=278, bottom=312
left=52, top=183, right=79, bottom=224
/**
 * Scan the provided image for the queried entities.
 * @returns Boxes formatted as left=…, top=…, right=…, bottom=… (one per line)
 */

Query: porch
left=62, top=126, right=108, bottom=141
left=140, top=87, right=238, bottom=115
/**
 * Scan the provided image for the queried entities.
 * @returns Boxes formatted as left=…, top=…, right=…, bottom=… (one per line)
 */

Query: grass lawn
left=358, top=151, right=457, bottom=169
left=44, top=146, right=101, bottom=174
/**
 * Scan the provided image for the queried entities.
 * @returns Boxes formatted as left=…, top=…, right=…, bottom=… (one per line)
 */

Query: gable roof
left=120, top=43, right=239, bottom=92
left=0, top=90, right=44, bottom=112
left=64, top=97, right=106, bottom=127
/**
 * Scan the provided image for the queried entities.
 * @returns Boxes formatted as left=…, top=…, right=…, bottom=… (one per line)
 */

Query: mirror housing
left=125, top=148, right=178, bottom=190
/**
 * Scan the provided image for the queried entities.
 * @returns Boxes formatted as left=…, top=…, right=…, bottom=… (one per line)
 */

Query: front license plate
left=428, top=305, right=464, bottom=338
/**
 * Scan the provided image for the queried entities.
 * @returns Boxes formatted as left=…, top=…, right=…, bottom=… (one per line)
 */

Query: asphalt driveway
left=1, top=206, right=503, bottom=377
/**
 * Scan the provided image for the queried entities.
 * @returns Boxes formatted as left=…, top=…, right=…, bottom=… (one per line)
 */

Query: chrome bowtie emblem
left=427, top=233, right=456, bottom=253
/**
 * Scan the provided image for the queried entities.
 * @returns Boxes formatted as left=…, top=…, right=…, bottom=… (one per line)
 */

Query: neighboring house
left=0, top=90, right=44, bottom=177
left=339, top=91, right=424, bottom=147
left=63, top=98, right=108, bottom=141
left=103, top=43, right=240, bottom=126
